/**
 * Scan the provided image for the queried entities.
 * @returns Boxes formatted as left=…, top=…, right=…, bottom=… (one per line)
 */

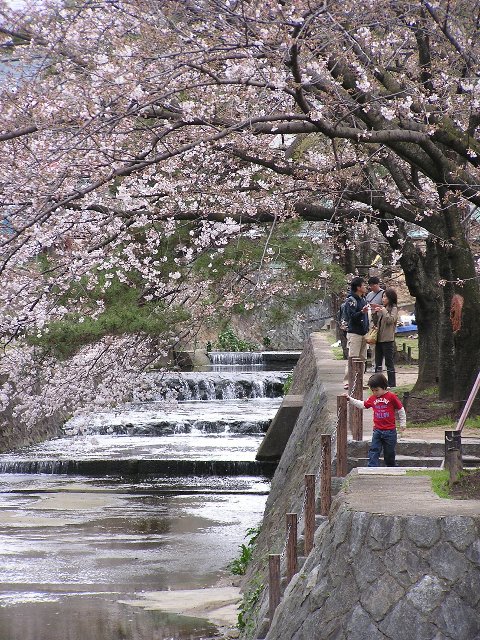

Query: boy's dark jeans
left=368, top=428, right=397, bottom=467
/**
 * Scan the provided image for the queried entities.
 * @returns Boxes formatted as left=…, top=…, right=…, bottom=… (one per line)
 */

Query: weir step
left=0, top=458, right=278, bottom=477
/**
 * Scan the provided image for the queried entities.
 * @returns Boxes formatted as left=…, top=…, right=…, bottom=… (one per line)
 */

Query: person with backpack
left=343, top=277, right=369, bottom=389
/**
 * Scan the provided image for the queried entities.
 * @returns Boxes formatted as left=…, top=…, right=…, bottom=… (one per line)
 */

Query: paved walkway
left=313, top=331, right=479, bottom=444
left=348, top=469, right=480, bottom=516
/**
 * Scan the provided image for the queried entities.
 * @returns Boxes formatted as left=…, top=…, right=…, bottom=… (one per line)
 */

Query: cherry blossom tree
left=0, top=0, right=479, bottom=425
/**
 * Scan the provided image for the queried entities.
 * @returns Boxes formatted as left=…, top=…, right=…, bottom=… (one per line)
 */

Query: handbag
left=365, top=326, right=378, bottom=344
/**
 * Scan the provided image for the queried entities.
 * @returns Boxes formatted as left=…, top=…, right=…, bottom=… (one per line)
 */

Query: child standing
left=346, top=373, right=406, bottom=467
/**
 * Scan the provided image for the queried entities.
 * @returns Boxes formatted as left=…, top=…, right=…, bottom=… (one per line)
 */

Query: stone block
left=436, top=592, right=480, bottom=640
left=455, top=567, right=480, bottom=608
left=349, top=511, right=372, bottom=555
left=318, top=575, right=358, bottom=623
left=426, top=542, right=470, bottom=583
left=405, top=575, right=446, bottom=613
left=405, top=516, right=441, bottom=548
left=384, top=542, right=429, bottom=588
left=379, top=600, right=437, bottom=640
left=441, top=516, right=478, bottom=551
left=331, top=508, right=353, bottom=548
left=346, top=605, right=387, bottom=640
left=352, top=547, right=386, bottom=585
left=368, top=515, right=403, bottom=550
left=465, top=539, right=480, bottom=566
left=360, top=573, right=405, bottom=621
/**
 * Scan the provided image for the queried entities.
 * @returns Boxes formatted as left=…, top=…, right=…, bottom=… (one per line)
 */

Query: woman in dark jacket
left=371, top=288, right=398, bottom=388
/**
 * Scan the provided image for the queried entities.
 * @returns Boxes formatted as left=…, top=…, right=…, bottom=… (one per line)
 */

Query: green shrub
left=228, top=525, right=260, bottom=576
left=237, top=576, right=263, bottom=632
left=215, top=326, right=258, bottom=352
left=283, top=373, right=293, bottom=394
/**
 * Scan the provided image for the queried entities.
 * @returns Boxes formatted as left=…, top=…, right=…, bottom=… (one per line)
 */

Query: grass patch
left=407, top=416, right=454, bottom=430
left=395, top=336, right=418, bottom=360
left=323, top=330, right=346, bottom=360
left=390, top=383, right=414, bottom=395
left=461, top=416, right=480, bottom=429
left=407, top=416, right=480, bottom=430
left=411, top=386, right=438, bottom=397
left=331, top=345, right=345, bottom=361
left=406, top=470, right=450, bottom=498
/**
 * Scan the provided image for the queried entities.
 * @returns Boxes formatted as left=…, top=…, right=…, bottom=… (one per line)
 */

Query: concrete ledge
left=345, top=469, right=480, bottom=516
left=262, top=351, right=302, bottom=363
left=256, top=395, right=303, bottom=461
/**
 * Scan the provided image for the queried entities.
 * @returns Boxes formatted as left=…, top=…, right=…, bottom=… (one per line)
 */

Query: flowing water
left=0, top=361, right=291, bottom=640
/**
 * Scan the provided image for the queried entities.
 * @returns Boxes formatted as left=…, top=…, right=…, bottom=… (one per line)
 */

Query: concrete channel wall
left=241, top=333, right=339, bottom=638
left=240, top=333, right=480, bottom=640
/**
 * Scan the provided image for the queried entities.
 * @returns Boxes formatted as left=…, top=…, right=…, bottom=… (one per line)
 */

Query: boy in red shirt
left=346, top=373, right=406, bottom=467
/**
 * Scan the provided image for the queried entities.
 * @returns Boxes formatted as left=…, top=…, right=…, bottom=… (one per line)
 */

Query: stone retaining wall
left=265, top=474, right=480, bottom=640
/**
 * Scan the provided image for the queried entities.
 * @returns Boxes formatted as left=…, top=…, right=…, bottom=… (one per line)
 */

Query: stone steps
left=344, top=438, right=480, bottom=471
left=347, top=438, right=480, bottom=457
left=349, top=455, right=480, bottom=470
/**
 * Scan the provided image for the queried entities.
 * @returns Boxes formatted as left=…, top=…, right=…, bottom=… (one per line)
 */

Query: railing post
left=336, top=395, right=348, bottom=477
left=286, top=513, right=298, bottom=583
left=402, top=391, right=410, bottom=413
left=445, top=430, right=463, bottom=485
left=304, top=474, right=315, bottom=556
left=268, top=554, right=281, bottom=623
left=350, top=359, right=364, bottom=441
left=320, top=434, right=332, bottom=516
left=347, top=356, right=354, bottom=391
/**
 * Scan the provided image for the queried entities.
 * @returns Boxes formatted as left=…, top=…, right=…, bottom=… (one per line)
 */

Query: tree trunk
left=334, top=224, right=355, bottom=274
left=441, top=197, right=480, bottom=407
left=399, top=238, right=441, bottom=390
left=437, top=250, right=455, bottom=401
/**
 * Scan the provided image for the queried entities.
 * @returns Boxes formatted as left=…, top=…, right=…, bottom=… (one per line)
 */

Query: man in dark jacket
left=343, top=276, right=369, bottom=388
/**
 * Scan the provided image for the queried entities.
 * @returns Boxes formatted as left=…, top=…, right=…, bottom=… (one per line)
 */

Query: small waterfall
left=63, top=416, right=272, bottom=436
left=143, top=371, right=286, bottom=401
left=208, top=351, right=264, bottom=366
left=0, top=367, right=288, bottom=479
left=0, top=458, right=277, bottom=477
left=0, top=459, right=73, bottom=474
left=62, top=397, right=281, bottom=437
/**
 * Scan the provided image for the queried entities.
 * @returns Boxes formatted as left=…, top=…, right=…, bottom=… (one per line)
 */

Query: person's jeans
left=375, top=340, right=396, bottom=387
left=368, top=428, right=397, bottom=467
